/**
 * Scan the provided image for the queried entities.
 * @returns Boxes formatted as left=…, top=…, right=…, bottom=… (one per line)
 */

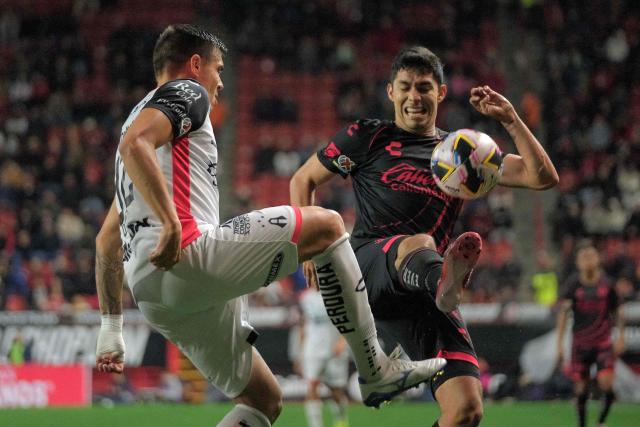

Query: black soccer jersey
left=317, top=119, right=463, bottom=252
left=562, top=273, right=619, bottom=348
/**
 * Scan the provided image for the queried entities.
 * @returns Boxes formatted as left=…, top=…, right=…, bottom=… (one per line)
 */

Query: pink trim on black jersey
left=437, top=350, right=479, bottom=368
left=382, top=235, right=406, bottom=253
left=291, top=206, right=302, bottom=244
left=172, top=136, right=201, bottom=248
left=368, top=125, right=389, bottom=149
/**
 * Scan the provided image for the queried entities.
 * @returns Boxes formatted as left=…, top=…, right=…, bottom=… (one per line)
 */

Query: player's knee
left=442, top=399, right=484, bottom=426
left=397, top=234, right=437, bottom=264
left=261, top=390, right=283, bottom=422
left=318, top=208, right=346, bottom=244
left=448, top=399, right=483, bottom=426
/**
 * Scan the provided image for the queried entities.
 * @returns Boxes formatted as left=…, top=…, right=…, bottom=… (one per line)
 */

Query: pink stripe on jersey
left=172, top=136, right=201, bottom=248
left=382, top=235, right=406, bottom=253
left=437, top=350, right=479, bottom=367
left=291, top=206, right=302, bottom=244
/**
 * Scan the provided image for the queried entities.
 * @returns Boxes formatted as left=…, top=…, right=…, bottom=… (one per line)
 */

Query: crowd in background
left=0, top=0, right=639, bottom=313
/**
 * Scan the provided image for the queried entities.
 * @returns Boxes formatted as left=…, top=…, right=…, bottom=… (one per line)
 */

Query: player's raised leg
left=395, top=232, right=482, bottom=313
left=297, top=206, right=446, bottom=407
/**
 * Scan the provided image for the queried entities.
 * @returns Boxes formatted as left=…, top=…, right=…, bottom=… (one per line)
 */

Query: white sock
left=217, top=404, right=271, bottom=427
left=304, top=399, right=323, bottom=427
left=312, top=234, right=385, bottom=381
left=329, top=396, right=348, bottom=422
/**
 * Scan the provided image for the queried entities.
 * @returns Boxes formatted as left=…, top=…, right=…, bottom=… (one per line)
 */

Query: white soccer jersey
left=114, top=79, right=218, bottom=265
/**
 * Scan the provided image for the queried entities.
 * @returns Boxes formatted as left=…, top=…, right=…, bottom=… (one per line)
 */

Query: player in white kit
left=299, top=286, right=350, bottom=427
left=93, top=24, right=446, bottom=427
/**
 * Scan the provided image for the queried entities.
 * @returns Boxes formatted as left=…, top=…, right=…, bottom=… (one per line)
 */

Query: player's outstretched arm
left=469, top=85, right=559, bottom=190
left=290, top=154, right=337, bottom=288
left=95, top=199, right=125, bottom=373
left=119, top=108, right=182, bottom=270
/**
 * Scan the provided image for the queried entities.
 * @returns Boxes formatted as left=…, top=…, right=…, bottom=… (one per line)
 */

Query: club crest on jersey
left=334, top=155, right=355, bottom=174
left=323, top=142, right=341, bottom=159
left=179, top=117, right=192, bottom=136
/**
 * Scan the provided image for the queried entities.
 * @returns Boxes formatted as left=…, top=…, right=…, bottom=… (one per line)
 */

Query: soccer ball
left=431, top=129, right=503, bottom=199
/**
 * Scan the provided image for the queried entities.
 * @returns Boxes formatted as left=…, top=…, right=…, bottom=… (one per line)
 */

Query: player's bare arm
left=555, top=299, right=572, bottom=367
left=614, top=305, right=625, bottom=356
left=119, top=108, right=182, bottom=270
left=290, top=154, right=337, bottom=288
left=95, top=199, right=125, bottom=373
left=469, top=85, right=559, bottom=190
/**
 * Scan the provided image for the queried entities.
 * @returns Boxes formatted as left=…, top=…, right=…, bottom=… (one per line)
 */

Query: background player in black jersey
left=290, top=46, right=558, bottom=427
left=556, top=240, right=625, bottom=427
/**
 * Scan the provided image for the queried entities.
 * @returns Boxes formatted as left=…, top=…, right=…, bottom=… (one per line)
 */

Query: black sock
left=599, top=391, right=615, bottom=424
left=398, top=248, right=443, bottom=297
left=576, top=393, right=588, bottom=427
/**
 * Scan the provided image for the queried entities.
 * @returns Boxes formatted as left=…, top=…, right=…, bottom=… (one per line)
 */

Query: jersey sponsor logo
left=155, top=97, right=187, bottom=119
left=178, top=117, right=192, bottom=136
left=221, top=214, right=251, bottom=235
left=263, top=252, right=284, bottom=286
left=172, top=81, right=202, bottom=104
left=380, top=162, right=445, bottom=197
left=385, top=141, right=402, bottom=156
left=323, top=142, right=341, bottom=158
left=268, top=216, right=287, bottom=228
left=334, top=155, right=355, bottom=174
left=346, top=123, right=359, bottom=137
left=316, top=263, right=355, bottom=334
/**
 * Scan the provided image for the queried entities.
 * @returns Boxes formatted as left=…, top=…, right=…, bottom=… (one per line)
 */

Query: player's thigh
left=197, top=206, right=301, bottom=300
left=137, top=295, right=257, bottom=399
left=435, top=375, right=483, bottom=422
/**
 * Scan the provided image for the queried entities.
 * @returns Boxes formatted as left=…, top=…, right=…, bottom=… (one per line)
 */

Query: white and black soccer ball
left=431, top=129, right=503, bottom=199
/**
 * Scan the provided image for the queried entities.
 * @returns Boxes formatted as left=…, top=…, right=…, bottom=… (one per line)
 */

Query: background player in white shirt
left=94, top=24, right=445, bottom=427
left=299, top=286, right=350, bottom=427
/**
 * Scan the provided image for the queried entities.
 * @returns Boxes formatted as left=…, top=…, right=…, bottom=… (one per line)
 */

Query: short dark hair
left=390, top=46, right=444, bottom=85
left=574, top=238, right=597, bottom=259
left=152, top=24, right=227, bottom=77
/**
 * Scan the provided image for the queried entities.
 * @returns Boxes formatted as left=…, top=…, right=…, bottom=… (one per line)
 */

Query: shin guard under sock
left=312, top=234, right=385, bottom=381
left=398, top=248, right=443, bottom=297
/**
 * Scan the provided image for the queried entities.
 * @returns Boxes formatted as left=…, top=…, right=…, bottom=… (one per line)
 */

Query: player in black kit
left=291, top=46, right=558, bottom=426
left=556, top=240, right=625, bottom=427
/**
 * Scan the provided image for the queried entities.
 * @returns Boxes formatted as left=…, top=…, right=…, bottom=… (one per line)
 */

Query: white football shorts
left=303, top=353, right=350, bottom=389
left=128, top=205, right=302, bottom=397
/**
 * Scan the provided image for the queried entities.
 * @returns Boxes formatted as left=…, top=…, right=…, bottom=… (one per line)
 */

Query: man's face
left=387, top=69, right=446, bottom=135
left=198, top=48, right=224, bottom=108
left=576, top=246, right=600, bottom=274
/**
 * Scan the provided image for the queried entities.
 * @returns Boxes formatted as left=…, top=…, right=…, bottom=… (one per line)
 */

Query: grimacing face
left=576, top=246, right=600, bottom=273
left=387, top=68, right=446, bottom=135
